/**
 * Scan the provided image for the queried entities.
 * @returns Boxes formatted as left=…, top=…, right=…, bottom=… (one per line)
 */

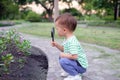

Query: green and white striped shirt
left=62, top=35, right=88, bottom=68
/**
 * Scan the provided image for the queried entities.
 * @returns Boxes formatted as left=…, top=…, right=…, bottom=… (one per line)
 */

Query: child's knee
left=59, top=58, right=69, bottom=65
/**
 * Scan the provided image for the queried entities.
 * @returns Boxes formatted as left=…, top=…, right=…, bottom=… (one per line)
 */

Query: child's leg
left=59, top=58, right=86, bottom=76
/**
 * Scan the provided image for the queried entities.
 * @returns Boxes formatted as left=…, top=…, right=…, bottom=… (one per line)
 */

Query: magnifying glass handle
left=51, top=27, right=55, bottom=41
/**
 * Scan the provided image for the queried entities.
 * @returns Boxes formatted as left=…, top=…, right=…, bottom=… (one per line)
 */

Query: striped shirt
left=62, top=35, right=88, bottom=68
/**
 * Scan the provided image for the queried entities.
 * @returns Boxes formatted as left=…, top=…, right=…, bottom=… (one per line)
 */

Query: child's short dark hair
left=55, top=13, right=77, bottom=32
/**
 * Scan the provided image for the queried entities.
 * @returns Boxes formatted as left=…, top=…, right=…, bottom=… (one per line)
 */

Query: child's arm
left=51, top=41, right=64, bottom=52
left=60, top=52, right=78, bottom=60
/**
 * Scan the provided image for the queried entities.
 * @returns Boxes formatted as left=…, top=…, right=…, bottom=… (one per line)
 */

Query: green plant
left=17, top=40, right=31, bottom=56
left=102, top=15, right=114, bottom=22
left=1, top=54, right=14, bottom=72
left=83, top=15, right=106, bottom=26
left=0, top=39, right=6, bottom=53
left=84, top=14, right=101, bottom=21
left=0, top=0, right=19, bottom=20
left=26, top=11, right=41, bottom=22
left=0, top=29, right=31, bottom=75
left=61, top=8, right=82, bottom=20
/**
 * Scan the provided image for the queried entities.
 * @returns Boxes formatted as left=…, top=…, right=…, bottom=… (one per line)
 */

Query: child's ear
left=63, top=28, right=67, bottom=32
left=64, top=29, right=66, bottom=31
left=63, top=28, right=67, bottom=34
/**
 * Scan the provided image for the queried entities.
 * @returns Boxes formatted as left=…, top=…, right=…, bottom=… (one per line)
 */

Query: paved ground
left=21, top=34, right=120, bottom=80
left=0, top=25, right=120, bottom=80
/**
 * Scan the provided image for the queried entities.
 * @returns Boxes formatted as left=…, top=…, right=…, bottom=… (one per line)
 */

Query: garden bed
left=0, top=46, right=48, bottom=80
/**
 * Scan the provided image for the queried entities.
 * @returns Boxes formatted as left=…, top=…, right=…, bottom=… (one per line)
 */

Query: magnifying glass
left=51, top=27, right=55, bottom=41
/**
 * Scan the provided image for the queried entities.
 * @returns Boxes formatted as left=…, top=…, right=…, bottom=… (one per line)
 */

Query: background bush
left=102, top=15, right=114, bottom=22
left=0, top=0, right=19, bottom=20
left=26, top=11, right=41, bottom=22
left=61, top=8, right=83, bottom=20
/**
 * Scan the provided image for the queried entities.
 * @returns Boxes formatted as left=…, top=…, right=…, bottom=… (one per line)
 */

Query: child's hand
left=51, top=41, right=64, bottom=52
left=51, top=41, right=57, bottom=47
left=60, top=53, right=78, bottom=60
left=60, top=53, right=65, bottom=58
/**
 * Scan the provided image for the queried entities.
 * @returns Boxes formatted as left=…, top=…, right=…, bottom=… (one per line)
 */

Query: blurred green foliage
left=0, top=0, right=19, bottom=20
left=0, top=29, right=31, bottom=75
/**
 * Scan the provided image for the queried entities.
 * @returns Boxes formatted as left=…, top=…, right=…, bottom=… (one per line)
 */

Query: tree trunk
left=47, top=9, right=53, bottom=22
left=114, top=0, right=118, bottom=20
left=54, top=0, right=59, bottom=22
left=117, top=4, right=119, bottom=18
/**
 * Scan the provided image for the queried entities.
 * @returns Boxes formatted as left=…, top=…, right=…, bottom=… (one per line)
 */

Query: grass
left=12, top=20, right=27, bottom=24
left=18, top=22, right=54, bottom=37
left=18, top=22, right=120, bottom=50
left=75, top=26, right=120, bottom=50
left=86, top=20, right=120, bottom=27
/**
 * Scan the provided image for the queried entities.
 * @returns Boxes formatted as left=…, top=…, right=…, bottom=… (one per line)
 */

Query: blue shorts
left=59, top=58, right=86, bottom=76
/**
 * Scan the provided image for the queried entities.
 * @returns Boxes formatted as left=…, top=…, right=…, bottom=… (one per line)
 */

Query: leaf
left=0, top=39, right=3, bottom=44
left=0, top=64, right=4, bottom=66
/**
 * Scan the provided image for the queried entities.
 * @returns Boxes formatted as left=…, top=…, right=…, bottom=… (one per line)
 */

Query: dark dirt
left=0, top=47, right=48, bottom=80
